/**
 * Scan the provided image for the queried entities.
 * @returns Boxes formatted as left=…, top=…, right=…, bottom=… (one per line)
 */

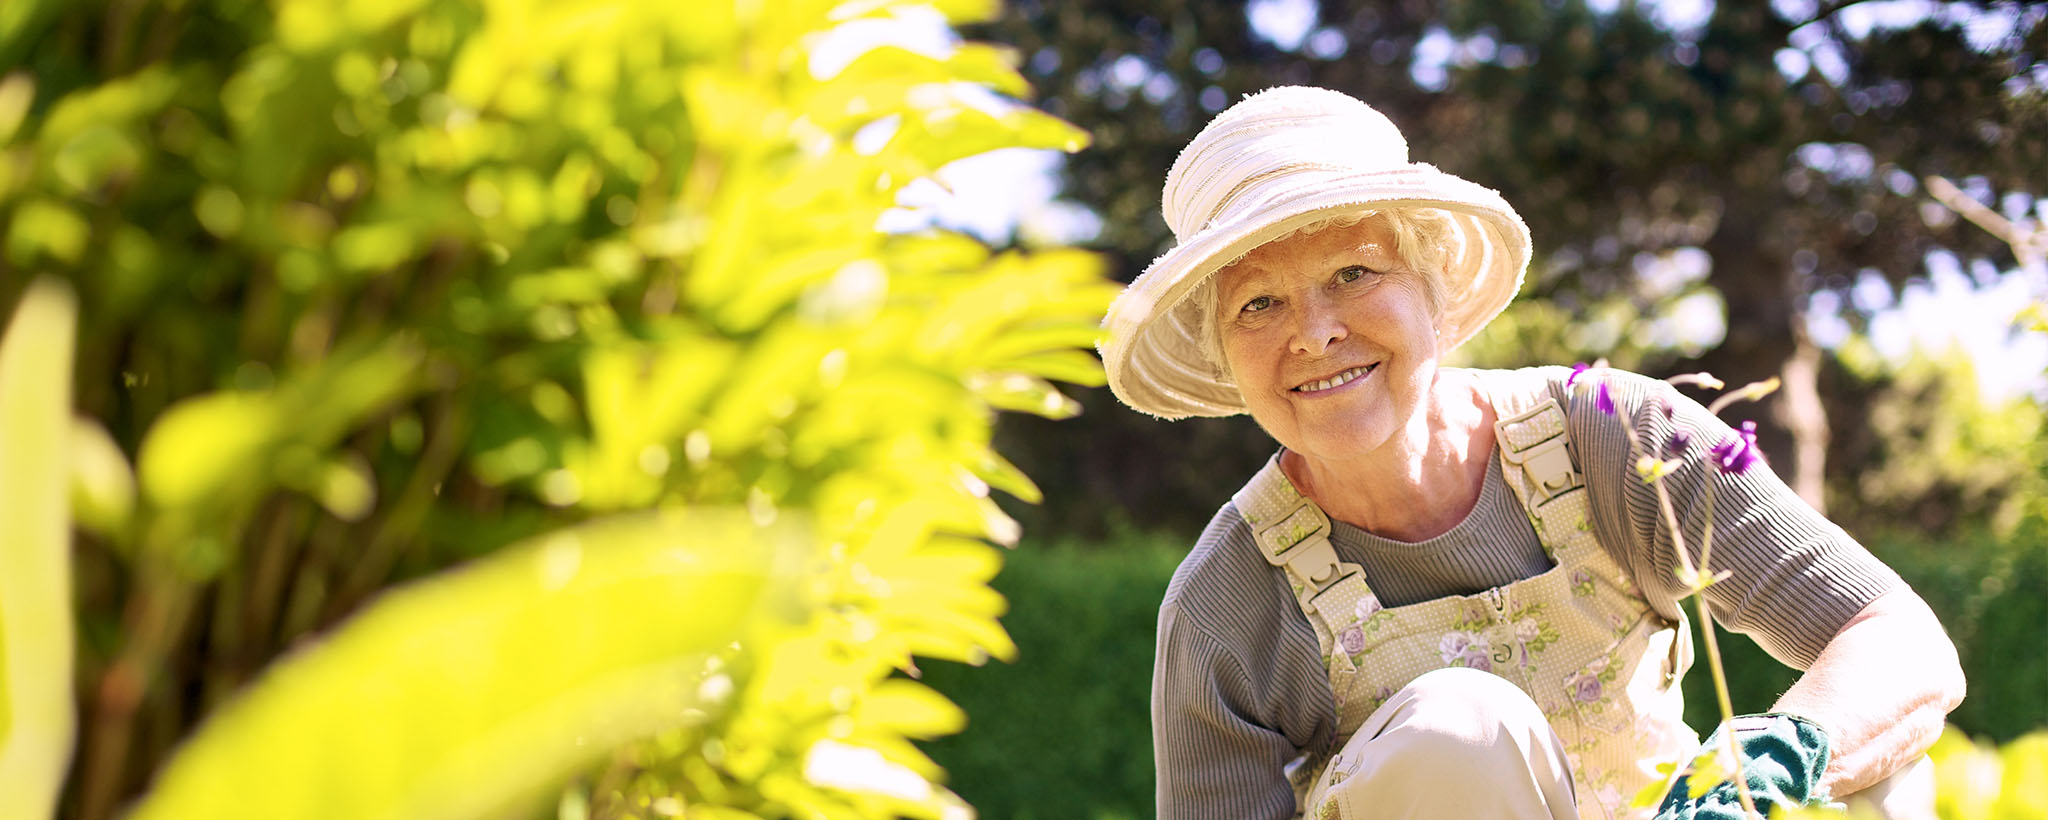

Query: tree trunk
left=1775, top=320, right=1830, bottom=513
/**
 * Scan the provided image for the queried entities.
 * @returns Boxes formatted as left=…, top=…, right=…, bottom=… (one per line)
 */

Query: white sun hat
left=1099, top=86, right=1532, bottom=419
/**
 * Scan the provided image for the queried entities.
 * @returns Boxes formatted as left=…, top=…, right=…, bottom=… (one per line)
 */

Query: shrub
left=0, top=0, right=1111, bottom=818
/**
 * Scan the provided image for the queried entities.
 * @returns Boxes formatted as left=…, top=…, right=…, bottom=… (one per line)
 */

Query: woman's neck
left=1281, top=371, right=1495, bottom=543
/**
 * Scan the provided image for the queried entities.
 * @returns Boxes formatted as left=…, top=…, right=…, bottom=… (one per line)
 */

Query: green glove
left=1654, top=713, right=1830, bottom=820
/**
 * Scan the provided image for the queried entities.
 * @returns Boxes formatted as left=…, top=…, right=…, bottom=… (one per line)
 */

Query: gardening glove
left=1654, top=713, right=1830, bottom=820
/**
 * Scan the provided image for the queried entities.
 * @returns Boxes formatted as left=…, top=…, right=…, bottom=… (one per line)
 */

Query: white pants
left=1312, top=666, right=1934, bottom=820
left=1310, top=667, right=1578, bottom=819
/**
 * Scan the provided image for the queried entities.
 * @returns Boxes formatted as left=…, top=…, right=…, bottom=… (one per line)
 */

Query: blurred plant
left=0, top=0, right=1111, bottom=817
left=1776, top=727, right=2048, bottom=820
left=1920, top=727, right=2048, bottom=820
left=1829, top=348, right=2048, bottom=536
left=0, top=281, right=78, bottom=820
left=129, top=510, right=812, bottom=820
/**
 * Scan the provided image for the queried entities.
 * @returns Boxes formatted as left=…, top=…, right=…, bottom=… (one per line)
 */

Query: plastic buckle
left=1283, top=538, right=1342, bottom=590
left=1516, top=435, right=1579, bottom=502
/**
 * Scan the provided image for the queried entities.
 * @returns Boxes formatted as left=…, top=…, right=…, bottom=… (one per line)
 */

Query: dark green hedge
left=924, top=524, right=2047, bottom=820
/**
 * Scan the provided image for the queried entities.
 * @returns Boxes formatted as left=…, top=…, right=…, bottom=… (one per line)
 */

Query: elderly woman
left=1100, top=87, right=1963, bottom=820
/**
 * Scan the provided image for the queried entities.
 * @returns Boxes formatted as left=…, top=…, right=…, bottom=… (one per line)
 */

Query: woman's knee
left=1378, top=667, right=1550, bottom=748
left=1320, top=669, right=1577, bottom=818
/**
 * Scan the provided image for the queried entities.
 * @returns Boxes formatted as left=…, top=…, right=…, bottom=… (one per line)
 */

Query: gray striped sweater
left=1151, top=366, right=1901, bottom=819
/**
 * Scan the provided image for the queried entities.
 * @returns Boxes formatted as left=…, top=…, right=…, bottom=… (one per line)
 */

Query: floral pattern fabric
left=1238, top=378, right=1699, bottom=820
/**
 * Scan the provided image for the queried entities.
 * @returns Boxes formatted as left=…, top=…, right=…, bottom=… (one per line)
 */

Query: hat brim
left=1102, top=164, right=1531, bottom=419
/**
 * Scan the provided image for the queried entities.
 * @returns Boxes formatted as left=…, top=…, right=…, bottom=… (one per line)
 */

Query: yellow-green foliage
left=1849, top=348, right=2047, bottom=535
left=0, top=282, right=77, bottom=820
left=1777, top=727, right=2048, bottom=820
left=1926, top=727, right=2048, bottom=820
left=131, top=511, right=810, bottom=820
left=0, top=0, right=1109, bottom=817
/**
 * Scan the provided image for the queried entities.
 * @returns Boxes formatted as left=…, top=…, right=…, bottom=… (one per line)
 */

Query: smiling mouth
left=1292, top=364, right=1376, bottom=393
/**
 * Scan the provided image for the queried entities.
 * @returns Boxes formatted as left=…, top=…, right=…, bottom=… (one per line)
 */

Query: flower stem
left=1693, top=592, right=1761, bottom=818
left=1613, top=403, right=1696, bottom=582
left=1698, top=475, right=1719, bottom=589
left=1653, top=475, right=1695, bottom=584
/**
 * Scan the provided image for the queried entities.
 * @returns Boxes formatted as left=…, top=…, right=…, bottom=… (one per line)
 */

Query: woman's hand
left=1655, top=713, right=1830, bottom=819
left=1768, top=587, right=1965, bottom=799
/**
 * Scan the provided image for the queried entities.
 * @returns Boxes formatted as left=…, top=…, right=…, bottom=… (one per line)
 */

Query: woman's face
left=1213, top=217, right=1441, bottom=464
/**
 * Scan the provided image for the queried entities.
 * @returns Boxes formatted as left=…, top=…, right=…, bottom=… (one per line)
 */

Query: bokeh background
left=0, top=1, right=2042, bottom=819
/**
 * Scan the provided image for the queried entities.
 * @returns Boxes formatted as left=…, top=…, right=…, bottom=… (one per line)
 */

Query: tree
left=970, top=0, right=2045, bottom=533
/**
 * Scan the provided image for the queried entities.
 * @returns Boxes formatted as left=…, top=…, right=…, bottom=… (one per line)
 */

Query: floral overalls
left=1232, top=370, right=1698, bottom=820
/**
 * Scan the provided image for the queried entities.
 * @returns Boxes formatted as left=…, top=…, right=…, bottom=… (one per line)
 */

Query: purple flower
left=1438, top=631, right=1489, bottom=669
left=1340, top=626, right=1366, bottom=655
left=1709, top=420, right=1764, bottom=474
left=1665, top=429, right=1692, bottom=457
left=1571, top=673, right=1603, bottom=702
left=1567, top=362, right=1590, bottom=387
left=1595, top=380, right=1617, bottom=415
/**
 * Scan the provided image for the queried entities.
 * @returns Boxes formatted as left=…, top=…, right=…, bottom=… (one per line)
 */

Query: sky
left=815, top=1, right=2048, bottom=402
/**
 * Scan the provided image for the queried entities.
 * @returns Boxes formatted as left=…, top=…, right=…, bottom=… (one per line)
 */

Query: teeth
left=1296, top=365, right=1372, bottom=393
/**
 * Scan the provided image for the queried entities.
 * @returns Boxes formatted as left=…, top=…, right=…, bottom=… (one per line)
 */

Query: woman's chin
left=1286, top=416, right=1396, bottom=465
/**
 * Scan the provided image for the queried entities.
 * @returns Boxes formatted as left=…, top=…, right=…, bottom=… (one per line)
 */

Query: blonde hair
left=1185, top=208, right=1456, bottom=379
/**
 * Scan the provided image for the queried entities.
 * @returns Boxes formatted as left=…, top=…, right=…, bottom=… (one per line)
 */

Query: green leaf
left=944, top=43, right=1029, bottom=97
left=966, top=449, right=1041, bottom=505
left=1631, top=761, right=1679, bottom=809
left=969, top=373, right=1080, bottom=419
left=136, top=391, right=279, bottom=512
left=972, top=321, right=1107, bottom=366
left=273, top=450, right=377, bottom=522
left=0, top=278, right=77, bottom=820
left=1997, top=731, right=2048, bottom=817
left=924, top=0, right=1002, bottom=25
left=856, top=679, right=967, bottom=739
left=994, top=349, right=1106, bottom=387
left=4, top=198, right=90, bottom=266
left=68, top=416, right=136, bottom=544
left=135, top=338, right=422, bottom=562
left=36, top=64, right=177, bottom=145
left=0, top=0, right=64, bottom=70
left=0, top=73, right=31, bottom=145
left=1685, top=742, right=1732, bottom=800
left=127, top=509, right=811, bottom=820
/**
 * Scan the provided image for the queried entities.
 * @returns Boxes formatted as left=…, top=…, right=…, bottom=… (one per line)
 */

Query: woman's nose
left=1290, top=295, right=1347, bottom=355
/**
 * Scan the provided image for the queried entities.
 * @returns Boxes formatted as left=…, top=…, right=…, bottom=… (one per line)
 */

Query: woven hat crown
left=1162, top=87, right=1410, bottom=241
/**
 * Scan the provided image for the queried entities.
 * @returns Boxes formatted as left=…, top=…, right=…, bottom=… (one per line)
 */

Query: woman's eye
left=1336, top=265, right=1373, bottom=283
left=1243, top=295, right=1273, bottom=313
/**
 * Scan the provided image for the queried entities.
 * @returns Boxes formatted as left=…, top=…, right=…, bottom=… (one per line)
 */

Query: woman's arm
left=1769, top=586, right=1965, bottom=798
left=1153, top=505, right=1350, bottom=819
left=1568, top=371, right=1903, bottom=671
left=1152, top=605, right=1302, bottom=820
left=1569, top=370, right=1964, bottom=797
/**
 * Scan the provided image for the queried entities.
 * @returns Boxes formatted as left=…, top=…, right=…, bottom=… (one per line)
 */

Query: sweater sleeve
left=1562, top=368, right=1903, bottom=669
left=1152, top=602, right=1301, bottom=820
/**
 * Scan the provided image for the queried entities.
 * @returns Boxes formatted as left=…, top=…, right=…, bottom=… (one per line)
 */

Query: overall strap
left=1232, top=455, right=1375, bottom=683
left=1484, top=368, right=1588, bottom=545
